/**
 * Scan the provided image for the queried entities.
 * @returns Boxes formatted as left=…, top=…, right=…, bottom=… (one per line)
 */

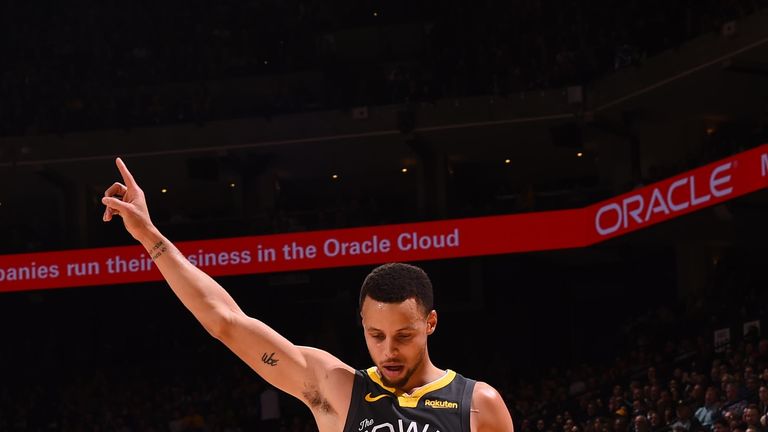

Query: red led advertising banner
left=1, top=144, right=766, bottom=293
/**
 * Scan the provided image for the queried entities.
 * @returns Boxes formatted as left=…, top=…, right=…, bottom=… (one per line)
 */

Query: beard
left=380, top=365, right=416, bottom=389
left=379, top=348, right=426, bottom=390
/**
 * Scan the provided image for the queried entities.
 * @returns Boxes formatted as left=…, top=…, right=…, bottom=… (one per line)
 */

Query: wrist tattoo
left=150, top=241, right=167, bottom=260
left=261, top=352, right=279, bottom=366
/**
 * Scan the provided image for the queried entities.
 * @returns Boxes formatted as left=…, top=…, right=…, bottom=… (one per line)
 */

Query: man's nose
left=383, top=338, right=399, bottom=357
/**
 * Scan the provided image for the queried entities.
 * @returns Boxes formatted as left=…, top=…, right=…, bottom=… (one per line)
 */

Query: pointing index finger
left=115, top=157, right=138, bottom=188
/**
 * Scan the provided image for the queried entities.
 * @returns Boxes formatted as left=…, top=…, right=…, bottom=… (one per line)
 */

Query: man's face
left=648, top=411, right=659, bottom=426
left=565, top=419, right=574, bottom=431
left=650, top=385, right=660, bottom=400
left=360, top=297, right=435, bottom=389
left=634, top=416, right=648, bottom=432
left=705, top=387, right=718, bottom=404
left=744, top=408, right=759, bottom=426
left=660, top=391, right=671, bottom=402
left=632, top=388, right=643, bottom=401
left=632, top=400, right=645, bottom=415
left=747, top=378, right=759, bottom=391
left=692, top=384, right=704, bottom=400
left=614, top=417, right=627, bottom=432
left=677, top=405, right=692, bottom=420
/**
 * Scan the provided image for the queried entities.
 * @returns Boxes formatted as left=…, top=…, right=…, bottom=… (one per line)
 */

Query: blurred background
left=1, top=1, right=768, bottom=431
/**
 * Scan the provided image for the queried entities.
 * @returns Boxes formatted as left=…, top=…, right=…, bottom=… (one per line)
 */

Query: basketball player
left=102, top=158, right=514, bottom=432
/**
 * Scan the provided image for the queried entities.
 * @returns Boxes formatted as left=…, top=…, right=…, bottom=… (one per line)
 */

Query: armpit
left=303, top=383, right=335, bottom=414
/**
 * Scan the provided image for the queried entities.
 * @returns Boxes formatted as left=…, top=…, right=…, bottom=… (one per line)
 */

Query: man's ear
left=426, top=310, right=437, bottom=335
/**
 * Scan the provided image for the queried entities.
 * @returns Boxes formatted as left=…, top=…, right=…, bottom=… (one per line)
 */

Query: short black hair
left=359, top=263, right=434, bottom=314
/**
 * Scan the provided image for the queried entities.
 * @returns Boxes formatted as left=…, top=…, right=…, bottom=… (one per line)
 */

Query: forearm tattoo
left=262, top=352, right=279, bottom=366
left=150, top=241, right=167, bottom=260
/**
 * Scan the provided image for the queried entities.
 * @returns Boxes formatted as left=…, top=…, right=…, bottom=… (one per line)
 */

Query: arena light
left=504, top=159, right=511, bottom=164
left=161, top=188, right=168, bottom=194
left=401, top=168, right=408, bottom=173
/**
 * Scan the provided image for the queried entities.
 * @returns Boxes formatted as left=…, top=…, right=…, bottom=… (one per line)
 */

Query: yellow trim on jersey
left=365, top=367, right=457, bottom=408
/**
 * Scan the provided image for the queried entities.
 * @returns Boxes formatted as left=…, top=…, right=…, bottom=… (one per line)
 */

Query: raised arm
left=101, top=158, right=354, bottom=413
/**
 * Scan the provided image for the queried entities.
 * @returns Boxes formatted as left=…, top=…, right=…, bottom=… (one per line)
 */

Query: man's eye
left=397, top=334, right=413, bottom=341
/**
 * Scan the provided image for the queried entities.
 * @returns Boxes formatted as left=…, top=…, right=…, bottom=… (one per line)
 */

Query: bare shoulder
left=297, top=347, right=357, bottom=419
left=470, top=381, right=514, bottom=432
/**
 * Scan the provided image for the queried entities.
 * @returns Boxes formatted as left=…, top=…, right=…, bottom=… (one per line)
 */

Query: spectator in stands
left=612, top=395, right=630, bottom=417
left=696, top=386, right=723, bottom=430
left=690, top=384, right=706, bottom=407
left=757, top=341, right=768, bottom=364
left=650, top=385, right=662, bottom=406
left=659, top=391, right=676, bottom=418
left=649, top=368, right=660, bottom=386
left=758, top=386, right=768, bottom=421
left=635, top=414, right=652, bottom=432
left=712, top=418, right=730, bottom=432
left=648, top=409, right=666, bottom=432
left=616, top=415, right=631, bottom=432
left=671, top=400, right=704, bottom=432
left=747, top=378, right=761, bottom=403
left=594, top=416, right=611, bottom=432
left=536, top=418, right=547, bottom=432
left=565, top=418, right=576, bottom=432
left=743, top=405, right=763, bottom=432
left=634, top=400, right=650, bottom=417
left=671, top=381, right=683, bottom=403
left=583, top=401, right=600, bottom=424
left=724, top=382, right=749, bottom=420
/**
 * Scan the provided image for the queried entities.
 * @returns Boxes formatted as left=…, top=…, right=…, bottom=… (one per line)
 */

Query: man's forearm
left=137, top=227, right=243, bottom=338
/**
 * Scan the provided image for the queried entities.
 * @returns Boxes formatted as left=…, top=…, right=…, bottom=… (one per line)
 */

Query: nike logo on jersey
left=364, top=393, right=391, bottom=402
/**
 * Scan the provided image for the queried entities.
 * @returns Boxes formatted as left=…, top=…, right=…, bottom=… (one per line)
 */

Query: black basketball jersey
left=342, top=367, right=476, bottom=432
